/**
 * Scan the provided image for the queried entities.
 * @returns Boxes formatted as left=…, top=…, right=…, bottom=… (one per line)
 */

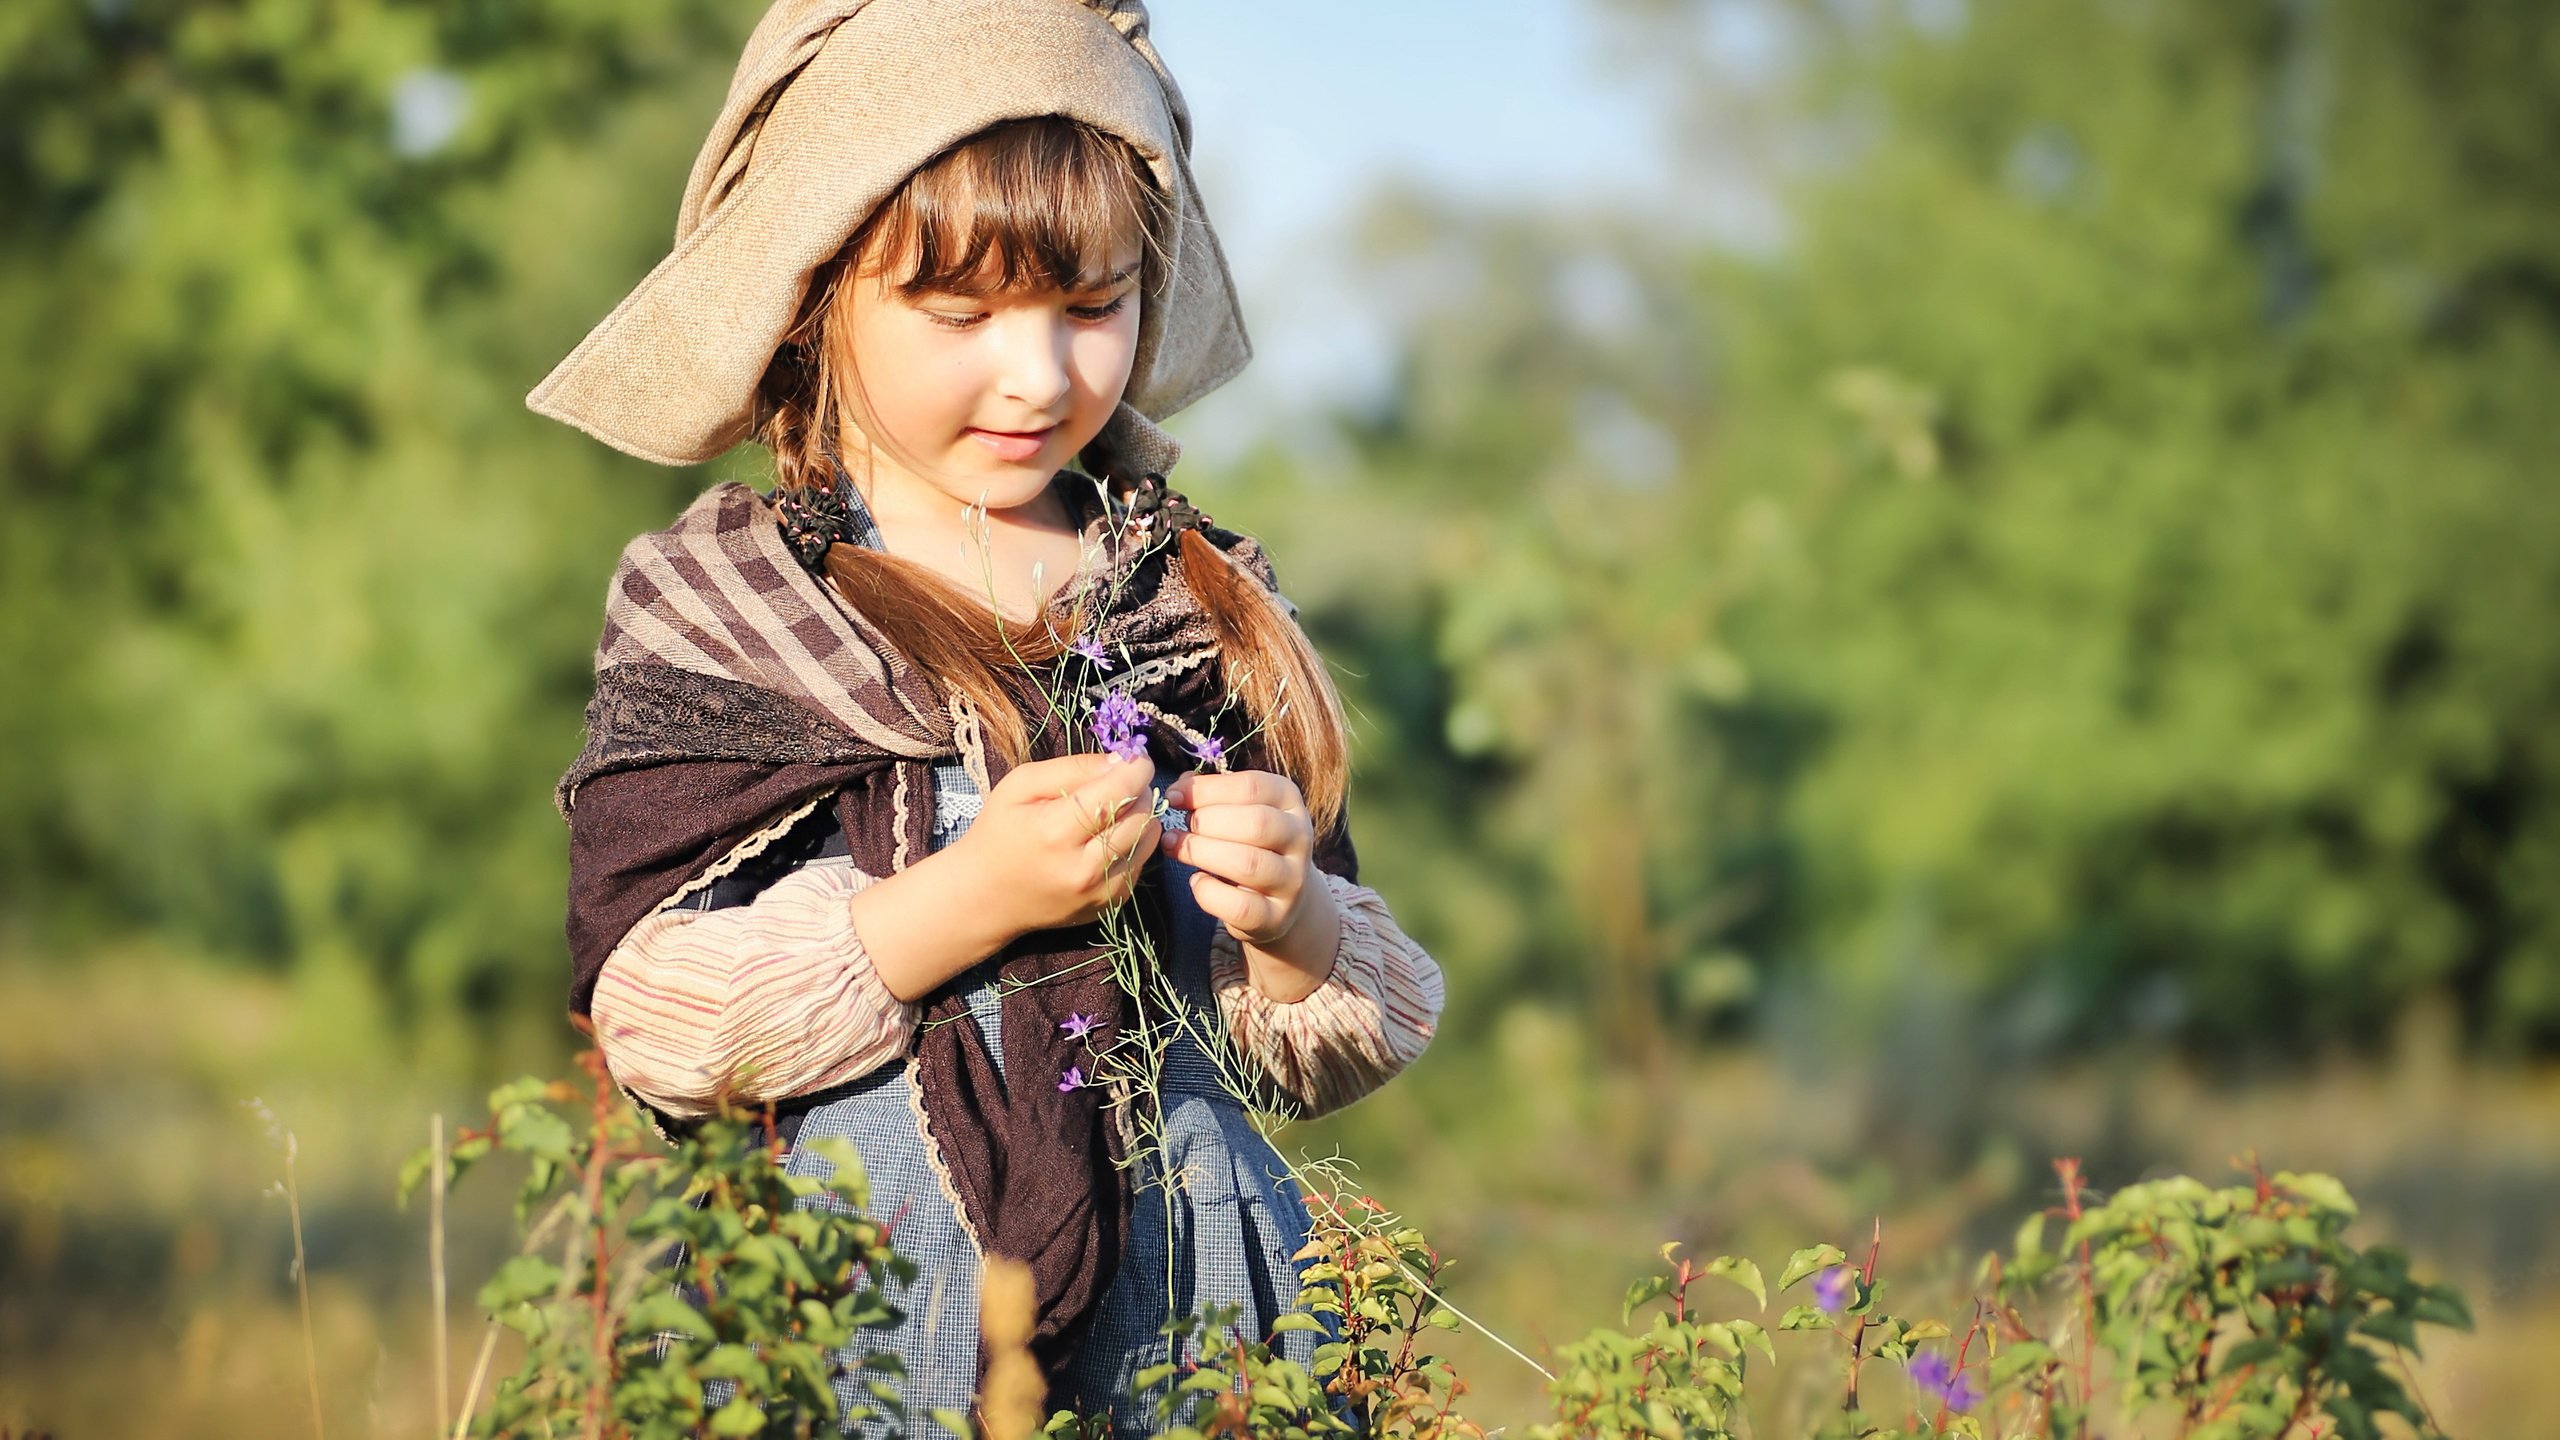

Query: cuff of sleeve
left=1209, top=871, right=1443, bottom=1118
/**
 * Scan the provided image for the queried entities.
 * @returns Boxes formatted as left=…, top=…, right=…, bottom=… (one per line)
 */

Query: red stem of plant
left=1928, top=1297, right=1989, bottom=1434
left=2054, top=1158, right=2095, bottom=1440
left=580, top=1049, right=615, bottom=1440
left=1844, top=1216, right=1883, bottom=1414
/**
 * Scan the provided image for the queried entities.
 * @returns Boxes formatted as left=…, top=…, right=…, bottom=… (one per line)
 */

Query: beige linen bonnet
left=525, top=0, right=1249, bottom=477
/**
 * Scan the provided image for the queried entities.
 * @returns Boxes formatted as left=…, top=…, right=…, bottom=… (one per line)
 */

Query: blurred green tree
left=0, top=0, right=736, bottom=1062
left=1712, top=0, right=2560, bottom=1052
left=1296, top=0, right=2560, bottom=1060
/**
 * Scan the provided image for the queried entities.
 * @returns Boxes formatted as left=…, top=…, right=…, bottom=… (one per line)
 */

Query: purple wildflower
left=1070, top=636, right=1113, bottom=672
left=1090, top=689, right=1150, bottom=763
left=1057, top=1065, right=1087, bottom=1093
left=1187, top=734, right=1226, bottom=769
left=1093, top=690, right=1142, bottom=732
left=1812, top=1265, right=1854, bottom=1315
left=1907, top=1351, right=1977, bottom=1413
left=1059, top=1012, right=1097, bottom=1040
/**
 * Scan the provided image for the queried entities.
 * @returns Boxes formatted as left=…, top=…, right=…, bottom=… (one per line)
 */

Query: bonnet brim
left=525, top=0, right=1248, bottom=476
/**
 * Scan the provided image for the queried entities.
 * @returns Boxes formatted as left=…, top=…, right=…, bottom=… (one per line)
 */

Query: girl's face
left=835, top=242, right=1144, bottom=519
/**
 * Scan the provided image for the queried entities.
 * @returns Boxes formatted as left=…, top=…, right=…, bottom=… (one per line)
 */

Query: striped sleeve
left=588, top=862, right=916, bottom=1120
left=1209, top=870, right=1445, bottom=1119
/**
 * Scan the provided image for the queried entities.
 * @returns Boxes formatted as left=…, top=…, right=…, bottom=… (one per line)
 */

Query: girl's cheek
left=1072, top=323, right=1141, bottom=395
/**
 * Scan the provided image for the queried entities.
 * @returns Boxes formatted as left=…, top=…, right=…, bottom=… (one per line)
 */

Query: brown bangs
left=859, top=117, right=1167, bottom=296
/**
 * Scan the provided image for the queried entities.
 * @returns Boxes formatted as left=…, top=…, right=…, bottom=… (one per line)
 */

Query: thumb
left=1001, top=751, right=1121, bottom=791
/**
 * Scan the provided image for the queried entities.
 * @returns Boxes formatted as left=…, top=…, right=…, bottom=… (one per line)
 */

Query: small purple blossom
left=1907, top=1351, right=1978, bottom=1413
left=1187, top=734, right=1226, bottom=769
left=1093, top=691, right=1142, bottom=732
left=1070, top=636, right=1113, bottom=672
left=1090, top=689, right=1150, bottom=763
left=1059, top=1012, right=1097, bottom=1040
left=1812, top=1265, right=1854, bottom=1314
left=1057, top=1065, right=1087, bottom=1093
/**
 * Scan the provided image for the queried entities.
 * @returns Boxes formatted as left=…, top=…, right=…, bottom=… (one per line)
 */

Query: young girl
left=529, top=0, right=1443, bottom=1432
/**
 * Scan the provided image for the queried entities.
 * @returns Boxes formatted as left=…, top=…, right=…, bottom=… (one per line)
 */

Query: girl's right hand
left=949, top=752, right=1162, bottom=937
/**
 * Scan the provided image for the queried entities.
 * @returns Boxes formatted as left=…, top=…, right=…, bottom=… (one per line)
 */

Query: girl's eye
left=1069, top=293, right=1131, bottom=322
left=924, top=309, right=987, bottom=330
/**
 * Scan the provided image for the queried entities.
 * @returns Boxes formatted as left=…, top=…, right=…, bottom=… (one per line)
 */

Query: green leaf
left=1269, top=1312, right=1328, bottom=1335
left=1778, top=1304, right=1832, bottom=1331
left=1987, top=1340, right=2056, bottom=1386
left=1623, top=1273, right=1673, bottom=1321
left=1780, top=1244, right=1850, bottom=1292
left=625, top=1291, right=714, bottom=1342
left=932, top=1408, right=974, bottom=1438
left=2275, top=1171, right=2359, bottom=1220
left=708, top=1399, right=768, bottom=1436
left=2324, top=1393, right=2378, bottom=1440
left=1706, top=1255, right=1766, bottom=1312
left=1729, top=1318, right=1777, bottom=1367
left=496, top=1105, right=575, bottom=1162
left=2358, top=1310, right=2420, bottom=1352
left=2014, top=1212, right=2047, bottom=1261
left=395, top=1147, right=436, bottom=1208
left=2216, top=1337, right=2283, bottom=1374
left=474, top=1253, right=563, bottom=1312
left=2410, top=1288, right=2475, bottom=1332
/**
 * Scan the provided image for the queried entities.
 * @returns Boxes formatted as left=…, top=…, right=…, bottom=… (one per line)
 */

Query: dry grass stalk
left=978, top=1256, right=1044, bottom=1440
left=430, top=1112, right=451, bottom=1438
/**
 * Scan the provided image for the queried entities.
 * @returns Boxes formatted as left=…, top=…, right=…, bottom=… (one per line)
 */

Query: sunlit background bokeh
left=5, top=0, right=2558, bottom=1433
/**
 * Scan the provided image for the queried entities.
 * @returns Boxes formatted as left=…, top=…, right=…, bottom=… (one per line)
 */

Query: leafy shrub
left=419, top=1061, right=2471, bottom=1439
left=404, top=1051, right=913, bottom=1439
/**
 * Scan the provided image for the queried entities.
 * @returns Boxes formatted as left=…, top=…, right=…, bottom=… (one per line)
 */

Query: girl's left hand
left=1160, top=769, right=1336, bottom=960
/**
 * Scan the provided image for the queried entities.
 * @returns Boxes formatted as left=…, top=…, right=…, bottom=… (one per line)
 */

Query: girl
left=530, top=0, right=1443, bottom=1433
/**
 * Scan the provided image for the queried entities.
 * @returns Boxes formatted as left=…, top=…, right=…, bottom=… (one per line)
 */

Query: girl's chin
left=923, top=460, right=1065, bottom=513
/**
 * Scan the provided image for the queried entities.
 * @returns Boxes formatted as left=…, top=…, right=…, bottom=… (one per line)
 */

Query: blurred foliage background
left=4, top=0, right=2556, bottom=1434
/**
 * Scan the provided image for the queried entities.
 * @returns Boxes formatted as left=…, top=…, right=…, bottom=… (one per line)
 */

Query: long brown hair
left=754, top=117, right=1349, bottom=831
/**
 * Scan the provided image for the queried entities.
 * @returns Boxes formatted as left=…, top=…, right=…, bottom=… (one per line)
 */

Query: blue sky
left=1138, top=0, right=1692, bottom=451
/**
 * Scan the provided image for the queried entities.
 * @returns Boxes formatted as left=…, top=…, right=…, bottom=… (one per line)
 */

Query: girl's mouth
left=967, top=425, right=1058, bottom=463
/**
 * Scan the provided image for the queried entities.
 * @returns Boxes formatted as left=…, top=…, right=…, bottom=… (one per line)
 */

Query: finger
left=1162, top=830, right=1295, bottom=894
left=1089, top=805, right=1160, bottom=866
left=1065, top=753, right=1157, bottom=808
left=1002, top=751, right=1127, bottom=794
left=1166, top=768, right=1305, bottom=819
left=1056, top=758, right=1157, bottom=837
left=1099, top=819, right=1162, bottom=903
left=1189, top=870, right=1288, bottom=940
left=1175, top=802, right=1309, bottom=855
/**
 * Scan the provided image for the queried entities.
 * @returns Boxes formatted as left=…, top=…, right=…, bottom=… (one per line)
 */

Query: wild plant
left=1513, top=1158, right=2472, bottom=1440
left=247, top=1097, right=329, bottom=1440
left=402, top=1047, right=2479, bottom=1440
left=399, top=1048, right=912, bottom=1439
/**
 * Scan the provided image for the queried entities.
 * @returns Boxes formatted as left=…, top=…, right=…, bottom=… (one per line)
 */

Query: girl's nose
left=994, top=310, right=1073, bottom=414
